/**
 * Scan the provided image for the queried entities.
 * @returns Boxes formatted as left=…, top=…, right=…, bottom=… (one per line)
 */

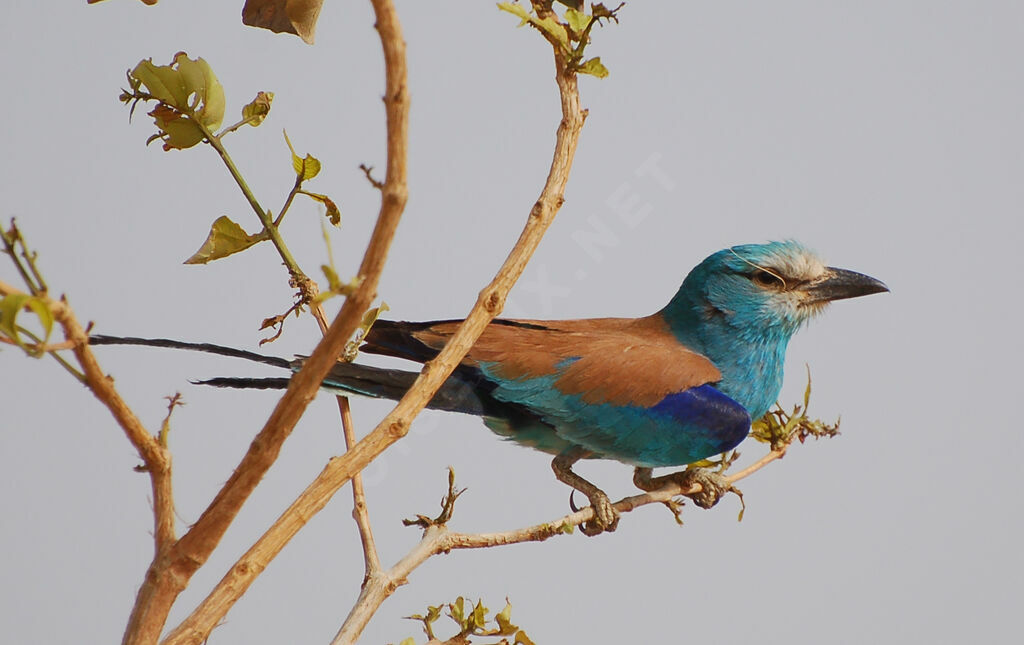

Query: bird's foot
left=553, top=447, right=618, bottom=536
left=633, top=467, right=733, bottom=510
left=570, top=488, right=619, bottom=536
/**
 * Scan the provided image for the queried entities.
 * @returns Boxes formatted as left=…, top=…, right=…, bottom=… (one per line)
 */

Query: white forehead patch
left=766, top=246, right=827, bottom=282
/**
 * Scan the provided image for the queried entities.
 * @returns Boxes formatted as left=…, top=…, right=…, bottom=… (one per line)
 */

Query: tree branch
left=0, top=280, right=177, bottom=556
left=160, top=2, right=585, bottom=642
left=120, top=5, right=410, bottom=643
left=331, top=442, right=789, bottom=644
left=5, top=288, right=183, bottom=645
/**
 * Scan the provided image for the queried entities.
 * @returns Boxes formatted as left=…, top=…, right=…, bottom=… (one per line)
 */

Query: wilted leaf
left=147, top=104, right=205, bottom=150
left=242, top=0, right=324, bottom=44
left=184, top=216, right=263, bottom=264
left=577, top=56, right=609, bottom=78
left=242, top=91, right=274, bottom=126
left=516, top=629, right=537, bottom=645
left=303, top=192, right=340, bottom=225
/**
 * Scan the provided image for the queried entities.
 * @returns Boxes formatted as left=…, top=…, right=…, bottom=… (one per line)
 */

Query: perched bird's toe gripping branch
left=553, top=446, right=619, bottom=535
left=633, top=467, right=732, bottom=510
left=89, top=241, right=888, bottom=535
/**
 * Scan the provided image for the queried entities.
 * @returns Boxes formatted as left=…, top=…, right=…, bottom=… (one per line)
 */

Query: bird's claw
left=678, top=468, right=731, bottom=509
left=579, top=489, right=619, bottom=536
left=634, top=466, right=732, bottom=510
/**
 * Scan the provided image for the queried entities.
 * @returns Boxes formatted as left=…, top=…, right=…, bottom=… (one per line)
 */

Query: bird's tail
left=88, top=335, right=293, bottom=369
left=87, top=334, right=487, bottom=416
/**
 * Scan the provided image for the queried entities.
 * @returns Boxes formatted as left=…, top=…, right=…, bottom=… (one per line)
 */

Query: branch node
left=482, top=290, right=503, bottom=314
left=387, top=419, right=409, bottom=439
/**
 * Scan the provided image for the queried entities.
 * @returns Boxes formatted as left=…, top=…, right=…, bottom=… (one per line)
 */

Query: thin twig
left=215, top=114, right=263, bottom=138
left=331, top=443, right=789, bottom=644
left=1, top=221, right=41, bottom=293
left=309, top=296, right=381, bottom=580
left=359, top=163, right=384, bottom=190
left=339, top=396, right=381, bottom=577
left=273, top=175, right=304, bottom=228
left=723, top=447, right=787, bottom=482
left=201, top=129, right=308, bottom=282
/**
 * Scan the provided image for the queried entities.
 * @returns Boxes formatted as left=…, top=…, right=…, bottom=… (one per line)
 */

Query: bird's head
left=670, top=240, right=889, bottom=342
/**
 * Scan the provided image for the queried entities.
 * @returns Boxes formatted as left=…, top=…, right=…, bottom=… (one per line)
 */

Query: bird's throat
left=662, top=302, right=790, bottom=421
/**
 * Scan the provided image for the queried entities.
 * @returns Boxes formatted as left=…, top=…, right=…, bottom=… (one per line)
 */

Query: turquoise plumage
left=90, top=241, right=887, bottom=534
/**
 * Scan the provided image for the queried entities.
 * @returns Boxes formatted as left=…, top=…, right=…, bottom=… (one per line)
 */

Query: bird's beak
left=801, top=267, right=889, bottom=304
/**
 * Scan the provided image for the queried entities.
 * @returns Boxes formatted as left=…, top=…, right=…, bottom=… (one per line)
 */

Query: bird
left=90, top=240, right=888, bottom=535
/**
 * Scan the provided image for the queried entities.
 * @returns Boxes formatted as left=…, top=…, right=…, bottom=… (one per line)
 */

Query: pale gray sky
left=2, top=1, right=1021, bottom=644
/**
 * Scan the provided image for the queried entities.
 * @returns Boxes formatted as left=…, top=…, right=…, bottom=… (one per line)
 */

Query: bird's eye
left=751, top=270, right=781, bottom=288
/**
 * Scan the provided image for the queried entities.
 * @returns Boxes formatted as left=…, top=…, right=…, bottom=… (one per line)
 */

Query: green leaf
left=0, top=294, right=54, bottom=351
left=425, top=604, right=442, bottom=624
left=173, top=54, right=225, bottom=129
left=577, top=56, right=609, bottom=78
left=283, top=129, right=321, bottom=181
left=495, top=601, right=518, bottom=635
left=397, top=639, right=416, bottom=645
left=295, top=153, right=321, bottom=180
left=449, top=596, right=466, bottom=626
left=359, top=302, right=389, bottom=333
left=470, top=599, right=488, bottom=631
left=497, top=2, right=570, bottom=51
left=129, top=54, right=225, bottom=150
left=497, top=2, right=534, bottom=25
left=241, top=91, right=274, bottom=127
left=184, top=216, right=263, bottom=264
left=564, top=7, right=591, bottom=35
left=131, top=58, right=189, bottom=106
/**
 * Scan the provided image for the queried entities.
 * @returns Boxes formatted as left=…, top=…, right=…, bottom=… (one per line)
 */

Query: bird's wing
left=363, top=315, right=722, bottom=406
left=363, top=315, right=750, bottom=467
